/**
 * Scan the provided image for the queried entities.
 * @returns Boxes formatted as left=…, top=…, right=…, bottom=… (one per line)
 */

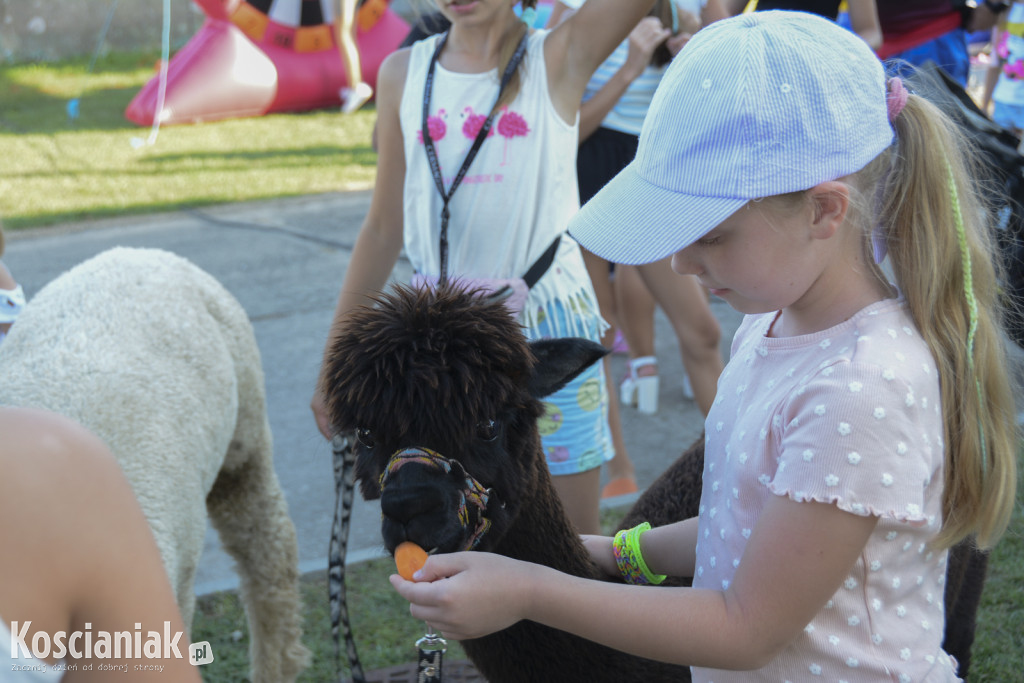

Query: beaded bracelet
left=612, top=522, right=666, bottom=586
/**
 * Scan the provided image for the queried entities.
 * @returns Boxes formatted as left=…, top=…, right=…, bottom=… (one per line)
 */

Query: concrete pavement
left=3, top=191, right=742, bottom=595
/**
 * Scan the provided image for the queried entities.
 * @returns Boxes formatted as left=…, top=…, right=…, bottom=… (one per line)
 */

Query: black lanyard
left=421, top=30, right=529, bottom=286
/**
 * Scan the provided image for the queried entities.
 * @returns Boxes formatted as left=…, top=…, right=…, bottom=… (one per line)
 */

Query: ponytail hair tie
left=520, top=5, right=537, bottom=26
left=887, top=77, right=909, bottom=122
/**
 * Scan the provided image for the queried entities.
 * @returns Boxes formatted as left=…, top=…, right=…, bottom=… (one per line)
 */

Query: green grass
left=192, top=560, right=469, bottom=682
left=0, top=51, right=377, bottom=230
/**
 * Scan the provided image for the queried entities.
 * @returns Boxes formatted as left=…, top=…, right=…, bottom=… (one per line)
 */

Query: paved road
left=3, top=192, right=741, bottom=595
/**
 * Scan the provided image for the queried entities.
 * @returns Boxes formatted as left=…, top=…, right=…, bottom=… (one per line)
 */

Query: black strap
left=422, top=30, right=529, bottom=286
left=523, top=235, right=561, bottom=289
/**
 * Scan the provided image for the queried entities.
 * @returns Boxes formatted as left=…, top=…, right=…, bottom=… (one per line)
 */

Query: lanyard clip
left=416, top=631, right=447, bottom=682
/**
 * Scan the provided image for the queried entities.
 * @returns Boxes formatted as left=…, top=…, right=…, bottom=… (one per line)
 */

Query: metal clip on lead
left=416, top=629, right=447, bottom=683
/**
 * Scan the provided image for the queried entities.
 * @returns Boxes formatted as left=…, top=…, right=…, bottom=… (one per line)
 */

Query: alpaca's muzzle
left=380, top=447, right=494, bottom=551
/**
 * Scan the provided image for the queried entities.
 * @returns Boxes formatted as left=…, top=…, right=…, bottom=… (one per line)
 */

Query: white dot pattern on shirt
left=691, top=302, right=951, bottom=682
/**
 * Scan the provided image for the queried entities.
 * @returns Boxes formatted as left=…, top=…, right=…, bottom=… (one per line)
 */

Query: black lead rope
left=329, top=432, right=366, bottom=683
left=422, top=30, right=528, bottom=287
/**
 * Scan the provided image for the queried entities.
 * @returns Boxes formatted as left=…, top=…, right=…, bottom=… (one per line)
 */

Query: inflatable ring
left=126, top=0, right=408, bottom=125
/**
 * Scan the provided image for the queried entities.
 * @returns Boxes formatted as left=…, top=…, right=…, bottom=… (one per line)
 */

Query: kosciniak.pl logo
left=10, top=622, right=214, bottom=671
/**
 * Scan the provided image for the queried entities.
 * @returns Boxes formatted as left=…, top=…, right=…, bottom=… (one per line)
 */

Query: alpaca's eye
left=476, top=419, right=499, bottom=442
left=355, top=428, right=376, bottom=449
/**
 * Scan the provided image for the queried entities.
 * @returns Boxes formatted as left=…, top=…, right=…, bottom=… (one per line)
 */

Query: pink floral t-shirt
left=692, top=299, right=960, bottom=682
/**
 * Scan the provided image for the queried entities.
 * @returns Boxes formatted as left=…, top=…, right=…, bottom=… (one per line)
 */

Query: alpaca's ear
left=527, top=338, right=608, bottom=399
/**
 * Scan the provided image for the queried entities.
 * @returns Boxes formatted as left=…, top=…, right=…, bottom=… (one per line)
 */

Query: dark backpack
left=906, top=61, right=1024, bottom=347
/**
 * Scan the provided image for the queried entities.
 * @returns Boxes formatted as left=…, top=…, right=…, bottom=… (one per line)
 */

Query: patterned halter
left=379, top=447, right=495, bottom=551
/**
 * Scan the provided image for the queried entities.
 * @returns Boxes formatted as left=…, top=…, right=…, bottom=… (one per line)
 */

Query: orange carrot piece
left=395, top=541, right=429, bottom=580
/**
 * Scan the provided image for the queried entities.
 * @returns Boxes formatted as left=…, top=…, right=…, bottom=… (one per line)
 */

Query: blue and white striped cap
left=569, top=10, right=892, bottom=265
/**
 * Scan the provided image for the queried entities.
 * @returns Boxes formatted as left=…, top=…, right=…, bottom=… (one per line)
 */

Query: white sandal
left=620, top=356, right=659, bottom=415
left=340, top=81, right=373, bottom=114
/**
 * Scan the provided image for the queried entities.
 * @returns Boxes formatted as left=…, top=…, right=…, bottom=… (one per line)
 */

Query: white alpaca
left=0, top=247, right=309, bottom=682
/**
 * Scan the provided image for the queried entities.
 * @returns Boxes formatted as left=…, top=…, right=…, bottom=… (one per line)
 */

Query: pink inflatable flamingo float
left=125, top=0, right=408, bottom=126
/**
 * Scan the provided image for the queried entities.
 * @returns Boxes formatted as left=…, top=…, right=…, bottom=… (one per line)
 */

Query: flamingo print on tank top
left=418, top=108, right=448, bottom=144
left=496, top=105, right=530, bottom=166
left=416, top=105, right=531, bottom=179
left=460, top=106, right=496, bottom=156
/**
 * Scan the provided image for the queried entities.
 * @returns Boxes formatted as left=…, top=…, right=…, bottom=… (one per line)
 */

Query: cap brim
left=568, top=163, right=748, bottom=266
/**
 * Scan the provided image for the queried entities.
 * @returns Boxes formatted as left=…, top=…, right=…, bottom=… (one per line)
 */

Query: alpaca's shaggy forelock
left=323, top=284, right=539, bottom=453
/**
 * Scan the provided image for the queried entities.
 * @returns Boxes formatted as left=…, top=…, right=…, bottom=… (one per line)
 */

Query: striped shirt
left=571, top=0, right=706, bottom=136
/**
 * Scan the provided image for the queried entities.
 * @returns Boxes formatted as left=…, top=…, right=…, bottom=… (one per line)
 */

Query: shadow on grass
left=0, top=83, right=139, bottom=134
left=2, top=195, right=318, bottom=231
left=2, top=200, right=219, bottom=231
left=0, top=51, right=165, bottom=134
left=5, top=146, right=377, bottom=186
left=137, top=145, right=378, bottom=167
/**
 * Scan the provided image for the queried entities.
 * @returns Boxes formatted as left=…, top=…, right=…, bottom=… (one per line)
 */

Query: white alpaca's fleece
left=0, top=247, right=309, bottom=682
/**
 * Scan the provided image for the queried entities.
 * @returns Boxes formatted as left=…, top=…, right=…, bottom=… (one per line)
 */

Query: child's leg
left=581, top=248, right=619, bottom=346
left=636, top=259, right=724, bottom=416
left=337, top=0, right=372, bottom=113
left=614, top=264, right=664, bottom=411
left=615, top=264, right=657, bottom=361
left=580, top=249, right=636, bottom=494
left=550, top=468, right=602, bottom=536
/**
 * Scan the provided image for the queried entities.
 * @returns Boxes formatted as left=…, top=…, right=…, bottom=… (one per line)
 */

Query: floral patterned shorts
left=527, top=298, right=614, bottom=476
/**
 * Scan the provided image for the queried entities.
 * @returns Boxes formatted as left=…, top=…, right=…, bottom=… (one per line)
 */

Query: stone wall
left=0, top=0, right=204, bottom=64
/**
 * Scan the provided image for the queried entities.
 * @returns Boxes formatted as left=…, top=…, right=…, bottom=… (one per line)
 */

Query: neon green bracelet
left=612, top=522, right=666, bottom=586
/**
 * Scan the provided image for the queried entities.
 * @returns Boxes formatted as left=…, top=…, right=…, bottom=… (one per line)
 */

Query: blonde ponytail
left=872, top=94, right=1018, bottom=550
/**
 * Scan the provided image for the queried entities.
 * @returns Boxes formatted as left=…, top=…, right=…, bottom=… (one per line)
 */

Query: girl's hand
left=580, top=534, right=618, bottom=578
left=665, top=9, right=702, bottom=57
left=622, top=17, right=672, bottom=81
left=665, top=30, right=694, bottom=57
left=389, top=552, right=546, bottom=640
left=310, top=388, right=333, bottom=440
